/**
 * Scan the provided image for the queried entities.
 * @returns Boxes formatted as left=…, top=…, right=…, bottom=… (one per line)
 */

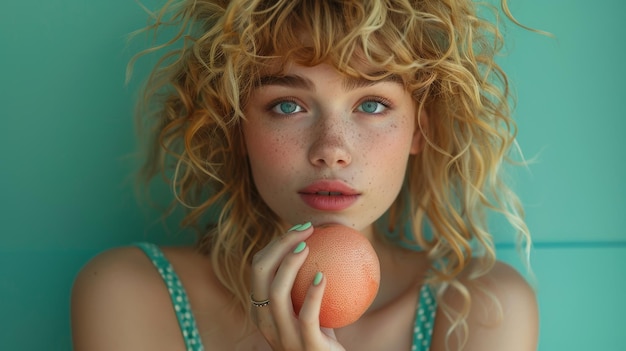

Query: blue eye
left=357, top=100, right=386, bottom=114
left=272, top=101, right=303, bottom=114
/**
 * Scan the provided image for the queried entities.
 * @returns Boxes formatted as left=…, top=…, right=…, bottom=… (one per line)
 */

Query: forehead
left=256, top=62, right=404, bottom=92
left=257, top=54, right=406, bottom=86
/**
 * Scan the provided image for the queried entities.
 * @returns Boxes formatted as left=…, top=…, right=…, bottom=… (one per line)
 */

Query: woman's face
left=242, top=62, right=424, bottom=237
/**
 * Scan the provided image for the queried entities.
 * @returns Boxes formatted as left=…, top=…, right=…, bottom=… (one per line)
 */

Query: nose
left=308, top=117, right=352, bottom=168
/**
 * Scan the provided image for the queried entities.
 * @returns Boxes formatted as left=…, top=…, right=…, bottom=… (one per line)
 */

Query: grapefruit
left=291, top=224, right=380, bottom=328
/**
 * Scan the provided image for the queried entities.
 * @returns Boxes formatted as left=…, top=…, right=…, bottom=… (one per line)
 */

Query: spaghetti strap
left=135, top=242, right=205, bottom=351
left=135, top=242, right=435, bottom=351
left=411, top=283, right=437, bottom=350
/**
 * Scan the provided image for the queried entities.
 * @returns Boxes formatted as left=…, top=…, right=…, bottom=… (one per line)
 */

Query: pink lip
left=298, top=180, right=360, bottom=211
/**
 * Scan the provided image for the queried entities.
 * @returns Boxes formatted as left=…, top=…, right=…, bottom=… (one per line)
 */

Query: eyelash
left=266, top=96, right=393, bottom=116
left=357, top=97, right=392, bottom=114
left=267, top=98, right=304, bottom=116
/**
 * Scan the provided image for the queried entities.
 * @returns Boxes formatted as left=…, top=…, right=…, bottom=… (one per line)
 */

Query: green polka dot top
left=136, top=242, right=437, bottom=350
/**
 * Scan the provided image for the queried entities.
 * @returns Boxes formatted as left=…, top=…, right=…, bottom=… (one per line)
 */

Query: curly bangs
left=209, top=0, right=466, bottom=101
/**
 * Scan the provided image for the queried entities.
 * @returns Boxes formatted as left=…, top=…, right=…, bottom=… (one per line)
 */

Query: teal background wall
left=1, top=0, right=624, bottom=350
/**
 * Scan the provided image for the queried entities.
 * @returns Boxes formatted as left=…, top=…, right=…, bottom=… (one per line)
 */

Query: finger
left=250, top=222, right=313, bottom=301
left=268, top=241, right=310, bottom=346
left=298, top=271, right=328, bottom=347
left=250, top=306, right=280, bottom=346
left=250, top=223, right=314, bottom=348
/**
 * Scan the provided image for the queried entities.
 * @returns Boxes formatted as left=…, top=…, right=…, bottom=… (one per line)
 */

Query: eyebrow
left=256, top=72, right=403, bottom=91
left=257, top=75, right=313, bottom=89
left=342, top=72, right=404, bottom=91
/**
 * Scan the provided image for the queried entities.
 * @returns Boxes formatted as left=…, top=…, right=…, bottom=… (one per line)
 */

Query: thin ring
left=250, top=293, right=270, bottom=307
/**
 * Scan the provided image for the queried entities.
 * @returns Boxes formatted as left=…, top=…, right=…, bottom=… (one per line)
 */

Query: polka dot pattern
left=412, top=284, right=437, bottom=351
left=136, top=242, right=436, bottom=351
left=136, top=242, right=205, bottom=351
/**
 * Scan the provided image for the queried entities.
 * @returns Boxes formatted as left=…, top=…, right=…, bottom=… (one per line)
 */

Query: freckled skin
left=242, top=63, right=423, bottom=238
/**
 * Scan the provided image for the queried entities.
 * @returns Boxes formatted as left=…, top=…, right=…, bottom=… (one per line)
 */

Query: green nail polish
left=298, top=222, right=312, bottom=231
left=293, top=241, right=306, bottom=254
left=288, top=222, right=312, bottom=232
left=288, top=224, right=302, bottom=232
left=313, top=272, right=323, bottom=286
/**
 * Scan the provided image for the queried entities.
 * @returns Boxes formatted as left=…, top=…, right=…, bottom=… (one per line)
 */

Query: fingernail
left=293, top=241, right=306, bottom=254
left=298, top=222, right=312, bottom=231
left=288, top=221, right=312, bottom=232
left=288, top=224, right=302, bottom=232
left=313, top=272, right=323, bottom=286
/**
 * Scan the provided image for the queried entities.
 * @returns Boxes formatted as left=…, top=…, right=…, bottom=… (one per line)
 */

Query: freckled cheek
left=358, top=130, right=413, bottom=191
left=246, top=130, right=301, bottom=177
left=357, top=130, right=413, bottom=165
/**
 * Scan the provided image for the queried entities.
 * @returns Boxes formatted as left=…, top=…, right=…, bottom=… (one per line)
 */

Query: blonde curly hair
left=130, top=0, right=531, bottom=348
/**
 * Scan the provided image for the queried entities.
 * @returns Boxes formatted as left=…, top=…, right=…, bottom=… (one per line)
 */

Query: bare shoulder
left=431, top=260, right=539, bottom=351
left=70, top=245, right=212, bottom=351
